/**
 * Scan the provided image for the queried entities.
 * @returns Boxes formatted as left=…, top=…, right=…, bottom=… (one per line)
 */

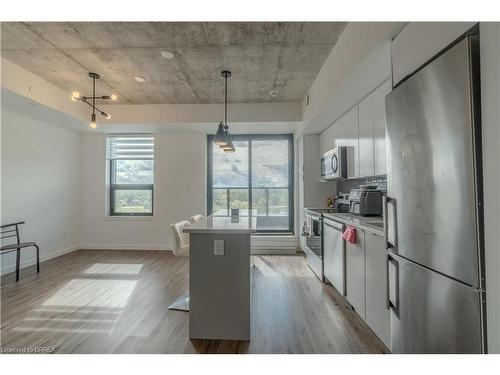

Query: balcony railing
left=212, top=186, right=288, bottom=217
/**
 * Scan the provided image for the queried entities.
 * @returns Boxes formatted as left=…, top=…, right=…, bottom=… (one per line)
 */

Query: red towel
left=343, top=225, right=357, bottom=244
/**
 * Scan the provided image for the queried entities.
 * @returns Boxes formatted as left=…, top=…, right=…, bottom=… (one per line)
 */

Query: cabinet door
left=333, top=107, right=359, bottom=178
left=345, top=229, right=365, bottom=319
left=365, top=231, right=391, bottom=349
left=373, top=80, right=391, bottom=176
left=358, top=95, right=374, bottom=177
left=323, top=220, right=344, bottom=295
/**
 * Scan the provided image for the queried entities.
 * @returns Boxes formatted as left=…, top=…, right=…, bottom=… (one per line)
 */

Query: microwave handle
left=331, top=153, right=338, bottom=174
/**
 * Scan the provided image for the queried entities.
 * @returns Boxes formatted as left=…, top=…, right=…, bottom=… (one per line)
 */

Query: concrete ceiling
left=0, top=22, right=346, bottom=105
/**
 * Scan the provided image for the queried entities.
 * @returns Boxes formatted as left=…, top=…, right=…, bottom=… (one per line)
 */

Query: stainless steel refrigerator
left=384, top=30, right=487, bottom=353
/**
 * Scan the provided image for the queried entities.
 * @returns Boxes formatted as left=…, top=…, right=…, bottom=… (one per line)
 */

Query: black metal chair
left=1, top=221, right=39, bottom=281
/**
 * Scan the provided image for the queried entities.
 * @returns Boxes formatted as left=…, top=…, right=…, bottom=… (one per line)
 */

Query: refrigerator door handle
left=386, top=253, right=391, bottom=310
left=386, top=254, right=399, bottom=311
left=383, top=195, right=397, bottom=249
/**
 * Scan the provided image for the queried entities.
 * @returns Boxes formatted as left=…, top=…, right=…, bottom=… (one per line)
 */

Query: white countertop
left=322, top=212, right=384, bottom=236
left=182, top=214, right=257, bottom=234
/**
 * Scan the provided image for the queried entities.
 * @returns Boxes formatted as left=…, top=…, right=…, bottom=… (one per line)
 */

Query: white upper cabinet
left=391, top=22, right=475, bottom=85
left=373, top=80, right=392, bottom=176
left=319, top=80, right=392, bottom=179
left=358, top=94, right=374, bottom=177
left=333, top=107, right=359, bottom=179
left=356, top=79, right=391, bottom=178
left=320, top=106, right=360, bottom=179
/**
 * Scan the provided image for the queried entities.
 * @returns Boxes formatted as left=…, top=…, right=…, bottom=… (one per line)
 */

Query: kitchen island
left=183, top=214, right=256, bottom=341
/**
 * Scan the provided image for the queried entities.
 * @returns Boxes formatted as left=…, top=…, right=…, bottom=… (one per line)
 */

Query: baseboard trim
left=251, top=249, right=298, bottom=255
left=79, top=244, right=173, bottom=251
left=1, top=245, right=79, bottom=275
left=80, top=244, right=295, bottom=255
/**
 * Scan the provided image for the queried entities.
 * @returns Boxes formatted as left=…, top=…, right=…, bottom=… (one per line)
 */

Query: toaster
left=348, top=188, right=383, bottom=216
left=333, top=193, right=350, bottom=213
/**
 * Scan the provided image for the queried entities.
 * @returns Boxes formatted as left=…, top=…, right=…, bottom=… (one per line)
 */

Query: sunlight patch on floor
left=253, top=256, right=314, bottom=279
left=12, top=327, right=110, bottom=334
left=84, top=263, right=143, bottom=275
left=24, top=317, right=117, bottom=323
left=42, top=278, right=137, bottom=308
left=253, top=257, right=281, bottom=278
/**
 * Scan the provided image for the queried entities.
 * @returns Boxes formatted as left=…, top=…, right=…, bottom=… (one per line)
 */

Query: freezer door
left=388, top=253, right=485, bottom=353
left=385, top=36, right=481, bottom=287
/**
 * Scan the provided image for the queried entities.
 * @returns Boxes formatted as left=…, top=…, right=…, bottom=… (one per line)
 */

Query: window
left=207, top=134, right=294, bottom=233
left=107, top=135, right=154, bottom=216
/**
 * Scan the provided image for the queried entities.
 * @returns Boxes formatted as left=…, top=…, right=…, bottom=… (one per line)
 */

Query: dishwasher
left=323, top=217, right=345, bottom=295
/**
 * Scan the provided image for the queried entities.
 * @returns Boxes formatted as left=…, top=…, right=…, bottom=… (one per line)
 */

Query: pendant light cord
left=92, top=76, right=96, bottom=116
left=224, top=74, right=228, bottom=127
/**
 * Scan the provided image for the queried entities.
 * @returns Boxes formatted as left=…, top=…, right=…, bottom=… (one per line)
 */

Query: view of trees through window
left=112, top=160, right=154, bottom=214
left=210, top=135, right=293, bottom=232
left=107, top=135, right=154, bottom=216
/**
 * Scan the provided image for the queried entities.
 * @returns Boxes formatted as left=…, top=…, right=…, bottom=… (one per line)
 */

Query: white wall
left=79, top=133, right=207, bottom=250
left=296, top=134, right=336, bottom=251
left=1, top=108, right=81, bottom=274
left=300, top=22, right=405, bottom=136
left=480, top=22, right=500, bottom=354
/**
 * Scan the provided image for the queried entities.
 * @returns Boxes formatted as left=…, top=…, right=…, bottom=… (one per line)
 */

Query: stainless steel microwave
left=321, top=146, right=353, bottom=180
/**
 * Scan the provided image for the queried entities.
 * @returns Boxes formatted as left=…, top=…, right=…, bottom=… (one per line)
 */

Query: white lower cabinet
left=323, top=219, right=345, bottom=295
left=334, top=220, right=391, bottom=350
left=345, top=231, right=365, bottom=319
left=365, top=231, right=391, bottom=349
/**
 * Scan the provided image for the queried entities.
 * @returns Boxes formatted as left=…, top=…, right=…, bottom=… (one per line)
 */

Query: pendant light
left=214, top=121, right=228, bottom=146
left=71, top=72, right=117, bottom=129
left=213, top=70, right=235, bottom=152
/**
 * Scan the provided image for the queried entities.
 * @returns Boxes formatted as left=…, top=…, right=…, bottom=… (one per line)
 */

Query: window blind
left=107, top=135, right=154, bottom=160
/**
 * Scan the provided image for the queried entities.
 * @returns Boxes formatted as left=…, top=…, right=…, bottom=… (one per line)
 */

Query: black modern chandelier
left=71, top=72, right=117, bottom=129
left=213, top=70, right=235, bottom=153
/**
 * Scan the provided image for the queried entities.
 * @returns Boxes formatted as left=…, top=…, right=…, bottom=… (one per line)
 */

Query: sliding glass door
left=207, top=134, right=294, bottom=233
left=211, top=140, right=250, bottom=216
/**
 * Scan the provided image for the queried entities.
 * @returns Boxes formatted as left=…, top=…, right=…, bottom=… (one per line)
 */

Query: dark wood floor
left=1, top=250, right=387, bottom=354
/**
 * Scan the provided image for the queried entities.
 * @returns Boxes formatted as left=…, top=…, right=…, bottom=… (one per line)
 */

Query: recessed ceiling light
left=134, top=76, right=146, bottom=83
left=268, top=89, right=279, bottom=98
left=160, top=50, right=174, bottom=59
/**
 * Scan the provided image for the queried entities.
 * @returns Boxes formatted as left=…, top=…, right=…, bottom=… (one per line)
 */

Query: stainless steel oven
left=303, top=209, right=323, bottom=281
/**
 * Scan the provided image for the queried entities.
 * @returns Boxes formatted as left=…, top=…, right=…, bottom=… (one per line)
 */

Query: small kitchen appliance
left=348, top=187, right=383, bottom=216
left=321, top=146, right=354, bottom=180
left=333, top=193, right=350, bottom=213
